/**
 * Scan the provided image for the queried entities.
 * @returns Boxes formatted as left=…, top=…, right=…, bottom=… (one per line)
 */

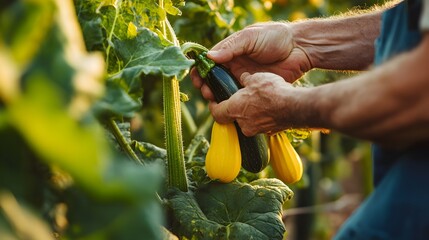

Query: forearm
left=293, top=34, right=429, bottom=148
left=291, top=8, right=388, bottom=71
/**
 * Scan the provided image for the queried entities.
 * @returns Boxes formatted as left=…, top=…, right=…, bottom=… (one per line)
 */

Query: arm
left=285, top=33, right=429, bottom=148
left=291, top=10, right=384, bottom=70
left=193, top=5, right=390, bottom=101
left=210, top=34, right=429, bottom=149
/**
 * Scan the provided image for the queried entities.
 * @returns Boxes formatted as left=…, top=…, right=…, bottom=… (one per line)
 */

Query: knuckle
left=241, top=127, right=255, bottom=137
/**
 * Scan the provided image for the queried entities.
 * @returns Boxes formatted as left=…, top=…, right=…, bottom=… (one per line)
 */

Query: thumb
left=208, top=31, right=252, bottom=63
left=207, top=49, right=234, bottom=64
left=239, top=72, right=252, bottom=86
left=209, top=100, right=235, bottom=124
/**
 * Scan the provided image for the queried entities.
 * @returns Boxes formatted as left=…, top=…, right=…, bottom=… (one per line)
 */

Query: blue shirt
left=334, top=1, right=429, bottom=239
left=373, top=0, right=425, bottom=186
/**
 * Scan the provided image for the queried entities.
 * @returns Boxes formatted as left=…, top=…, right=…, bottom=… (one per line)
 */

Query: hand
left=209, top=72, right=295, bottom=136
left=191, top=22, right=312, bottom=101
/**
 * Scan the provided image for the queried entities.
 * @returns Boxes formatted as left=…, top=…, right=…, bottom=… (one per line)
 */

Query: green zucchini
left=195, top=52, right=270, bottom=173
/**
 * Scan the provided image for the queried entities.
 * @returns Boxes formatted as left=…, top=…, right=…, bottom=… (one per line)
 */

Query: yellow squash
left=205, top=122, right=241, bottom=183
left=268, top=132, right=303, bottom=184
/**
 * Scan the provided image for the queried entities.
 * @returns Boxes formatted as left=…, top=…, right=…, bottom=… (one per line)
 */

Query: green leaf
left=80, top=17, right=104, bottom=51
left=167, top=189, right=224, bottom=237
left=110, top=28, right=193, bottom=81
left=97, top=28, right=193, bottom=118
left=74, top=0, right=105, bottom=51
left=131, top=141, right=167, bottom=163
left=167, top=178, right=293, bottom=239
left=65, top=161, right=165, bottom=240
left=170, top=1, right=235, bottom=48
left=165, top=0, right=182, bottom=16
left=93, top=81, right=141, bottom=118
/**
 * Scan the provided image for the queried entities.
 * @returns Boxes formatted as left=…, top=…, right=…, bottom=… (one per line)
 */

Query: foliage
left=0, top=0, right=166, bottom=239
left=75, top=0, right=194, bottom=119
left=167, top=178, right=293, bottom=239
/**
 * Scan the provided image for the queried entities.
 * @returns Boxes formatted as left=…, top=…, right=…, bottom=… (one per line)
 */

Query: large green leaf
left=110, top=28, right=194, bottom=81
left=94, top=27, right=193, bottom=118
left=167, top=178, right=293, bottom=239
left=74, top=0, right=193, bottom=120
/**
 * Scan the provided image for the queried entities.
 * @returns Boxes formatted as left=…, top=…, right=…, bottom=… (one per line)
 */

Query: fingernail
left=207, top=50, right=219, bottom=58
left=240, top=72, right=250, bottom=79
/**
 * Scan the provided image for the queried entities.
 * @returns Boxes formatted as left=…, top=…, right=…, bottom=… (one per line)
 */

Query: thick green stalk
left=159, top=0, right=189, bottom=191
left=163, top=76, right=188, bottom=191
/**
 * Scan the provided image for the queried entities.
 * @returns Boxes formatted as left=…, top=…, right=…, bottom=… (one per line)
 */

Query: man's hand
left=191, top=22, right=312, bottom=102
left=209, top=72, right=296, bottom=136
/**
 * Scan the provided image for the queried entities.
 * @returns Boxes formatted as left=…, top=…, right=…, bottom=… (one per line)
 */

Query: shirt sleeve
left=421, top=0, right=429, bottom=31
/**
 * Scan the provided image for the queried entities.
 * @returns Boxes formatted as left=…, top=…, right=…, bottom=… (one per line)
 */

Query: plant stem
left=163, top=76, right=188, bottom=191
left=159, top=0, right=189, bottom=191
left=185, top=135, right=209, bottom=163
left=181, top=42, right=209, bottom=56
left=105, top=0, right=120, bottom=69
left=106, top=118, right=142, bottom=164
left=181, top=102, right=197, bottom=143
left=195, top=111, right=214, bottom=137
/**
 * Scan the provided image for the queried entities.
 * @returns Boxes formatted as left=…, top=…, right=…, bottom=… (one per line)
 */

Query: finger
left=240, top=126, right=257, bottom=137
left=239, top=72, right=252, bottom=86
left=208, top=29, right=255, bottom=64
left=209, top=100, right=235, bottom=124
left=266, top=129, right=281, bottom=137
left=190, top=68, right=204, bottom=89
left=235, top=119, right=259, bottom=137
left=201, top=84, right=215, bottom=101
left=239, top=121, right=275, bottom=137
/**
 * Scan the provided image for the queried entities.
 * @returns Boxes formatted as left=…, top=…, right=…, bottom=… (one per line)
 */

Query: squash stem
left=181, top=42, right=209, bottom=56
left=159, top=0, right=188, bottom=191
left=163, top=76, right=188, bottom=191
left=195, top=53, right=215, bottom=78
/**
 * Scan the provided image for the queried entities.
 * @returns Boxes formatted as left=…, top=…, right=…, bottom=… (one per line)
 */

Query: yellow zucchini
left=205, top=122, right=241, bottom=183
left=268, top=132, right=303, bottom=184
